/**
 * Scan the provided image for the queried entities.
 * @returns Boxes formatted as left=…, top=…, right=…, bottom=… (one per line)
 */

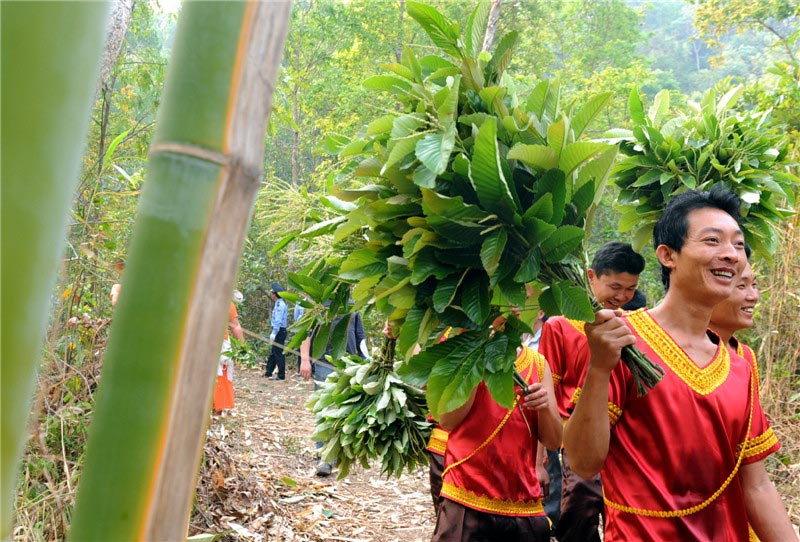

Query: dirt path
left=191, top=364, right=437, bottom=542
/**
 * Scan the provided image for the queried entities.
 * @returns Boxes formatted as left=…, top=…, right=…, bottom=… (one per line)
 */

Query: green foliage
left=308, top=354, right=432, bottom=479
left=224, top=338, right=259, bottom=370
left=611, top=84, right=798, bottom=257
left=277, top=2, right=620, bottom=418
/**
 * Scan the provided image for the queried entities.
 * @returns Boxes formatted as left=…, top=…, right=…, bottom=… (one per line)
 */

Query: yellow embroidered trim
left=552, top=373, right=562, bottom=385
left=427, top=427, right=449, bottom=455
left=738, top=428, right=778, bottom=459
left=737, top=342, right=761, bottom=385
left=441, top=481, right=544, bottom=515
left=608, top=402, right=622, bottom=426
left=571, top=387, right=582, bottom=406
left=566, top=319, right=587, bottom=336
left=531, top=350, right=546, bottom=382
left=515, top=346, right=535, bottom=375
left=442, top=349, right=534, bottom=478
left=604, top=364, right=755, bottom=517
left=627, top=310, right=729, bottom=395
left=748, top=524, right=760, bottom=542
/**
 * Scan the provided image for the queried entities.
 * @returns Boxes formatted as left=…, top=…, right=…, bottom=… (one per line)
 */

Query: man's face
left=588, top=269, right=639, bottom=310
left=663, top=207, right=745, bottom=305
left=710, top=261, right=758, bottom=335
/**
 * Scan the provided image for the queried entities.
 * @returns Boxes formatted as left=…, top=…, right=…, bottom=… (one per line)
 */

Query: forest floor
left=189, top=362, right=437, bottom=542
left=188, top=361, right=800, bottom=542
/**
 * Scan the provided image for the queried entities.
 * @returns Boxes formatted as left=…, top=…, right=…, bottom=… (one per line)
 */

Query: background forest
left=12, top=0, right=800, bottom=539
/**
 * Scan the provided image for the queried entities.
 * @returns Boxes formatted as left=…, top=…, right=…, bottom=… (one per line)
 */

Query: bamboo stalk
left=69, top=2, right=291, bottom=540
left=0, top=3, right=110, bottom=538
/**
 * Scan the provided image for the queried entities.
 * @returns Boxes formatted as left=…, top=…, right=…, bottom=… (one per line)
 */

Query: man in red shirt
left=565, top=187, right=797, bottom=542
left=538, top=241, right=644, bottom=542
left=432, top=343, right=562, bottom=542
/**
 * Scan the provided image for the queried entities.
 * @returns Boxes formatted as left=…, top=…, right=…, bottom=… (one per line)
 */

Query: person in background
left=709, top=246, right=764, bottom=542
left=565, top=187, right=796, bottom=542
left=538, top=241, right=645, bottom=542
left=621, top=288, right=647, bottom=311
left=265, top=283, right=288, bottom=380
left=110, top=258, right=125, bottom=308
left=294, top=299, right=305, bottom=323
left=214, top=293, right=244, bottom=415
left=291, top=295, right=307, bottom=376
left=300, top=309, right=368, bottom=476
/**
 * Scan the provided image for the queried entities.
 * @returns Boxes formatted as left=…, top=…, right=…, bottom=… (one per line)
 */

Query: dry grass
left=753, top=212, right=800, bottom=525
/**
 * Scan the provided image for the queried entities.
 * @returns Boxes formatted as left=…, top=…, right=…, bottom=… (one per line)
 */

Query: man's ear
left=655, top=244, right=677, bottom=270
left=587, top=268, right=596, bottom=283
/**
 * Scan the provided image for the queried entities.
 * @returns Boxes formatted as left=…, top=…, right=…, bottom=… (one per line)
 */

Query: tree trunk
left=96, top=74, right=116, bottom=174
left=482, top=0, right=502, bottom=52
left=96, top=0, right=135, bottom=97
left=292, top=45, right=300, bottom=187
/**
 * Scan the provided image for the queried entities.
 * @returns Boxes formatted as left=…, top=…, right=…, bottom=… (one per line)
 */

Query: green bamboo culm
left=0, top=2, right=110, bottom=538
left=70, top=2, right=291, bottom=540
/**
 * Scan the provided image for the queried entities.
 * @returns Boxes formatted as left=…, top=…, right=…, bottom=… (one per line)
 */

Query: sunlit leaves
left=613, top=85, right=796, bottom=257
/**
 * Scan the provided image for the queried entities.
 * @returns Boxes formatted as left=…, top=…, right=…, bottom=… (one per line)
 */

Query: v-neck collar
left=626, top=309, right=730, bottom=395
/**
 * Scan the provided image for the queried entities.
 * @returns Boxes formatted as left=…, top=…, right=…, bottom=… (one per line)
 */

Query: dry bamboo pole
left=69, top=2, right=291, bottom=540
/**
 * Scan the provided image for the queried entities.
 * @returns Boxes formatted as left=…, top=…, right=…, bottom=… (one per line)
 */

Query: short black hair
left=653, top=185, right=742, bottom=289
left=744, top=243, right=752, bottom=261
left=622, top=289, right=647, bottom=311
left=591, top=242, right=645, bottom=277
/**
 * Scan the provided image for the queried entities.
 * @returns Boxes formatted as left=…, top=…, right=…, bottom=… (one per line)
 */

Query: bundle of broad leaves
left=278, top=1, right=664, bottom=422
left=610, top=85, right=797, bottom=257
left=308, top=352, right=432, bottom=479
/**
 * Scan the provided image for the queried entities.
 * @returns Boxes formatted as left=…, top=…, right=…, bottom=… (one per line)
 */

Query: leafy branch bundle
left=279, top=1, right=659, bottom=425
left=308, top=351, right=432, bottom=479
left=610, top=85, right=798, bottom=257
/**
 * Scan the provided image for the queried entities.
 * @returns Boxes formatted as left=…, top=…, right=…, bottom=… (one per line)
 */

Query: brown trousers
left=429, top=451, right=445, bottom=516
left=555, top=449, right=603, bottom=542
left=432, top=498, right=551, bottom=542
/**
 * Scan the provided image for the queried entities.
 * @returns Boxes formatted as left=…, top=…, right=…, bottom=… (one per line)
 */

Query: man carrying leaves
left=565, top=187, right=797, bottom=542
left=431, top=328, right=562, bottom=541
left=539, top=241, right=645, bottom=542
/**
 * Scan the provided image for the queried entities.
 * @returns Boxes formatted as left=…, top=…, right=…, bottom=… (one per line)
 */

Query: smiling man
left=565, top=187, right=797, bottom=542
left=710, top=246, right=758, bottom=355
left=538, top=241, right=645, bottom=542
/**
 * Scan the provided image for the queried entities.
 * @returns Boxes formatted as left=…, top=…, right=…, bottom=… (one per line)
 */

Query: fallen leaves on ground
left=190, top=365, right=436, bottom=541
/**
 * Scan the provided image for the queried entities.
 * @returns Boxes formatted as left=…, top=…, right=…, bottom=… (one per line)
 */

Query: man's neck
left=648, top=289, right=714, bottom=341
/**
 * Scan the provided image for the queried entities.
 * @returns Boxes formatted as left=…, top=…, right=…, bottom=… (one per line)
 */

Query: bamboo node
left=149, top=142, right=229, bottom=166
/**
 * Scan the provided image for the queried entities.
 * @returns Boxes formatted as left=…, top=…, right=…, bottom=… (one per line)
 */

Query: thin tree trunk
left=97, top=74, right=115, bottom=175
left=395, top=0, right=405, bottom=63
left=292, top=45, right=300, bottom=187
left=96, top=0, right=135, bottom=96
left=482, top=0, right=502, bottom=52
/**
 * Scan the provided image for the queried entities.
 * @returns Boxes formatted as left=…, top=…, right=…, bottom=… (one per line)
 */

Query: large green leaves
left=613, top=85, right=796, bottom=257
left=279, top=3, right=617, bottom=428
left=406, top=1, right=462, bottom=59
left=470, top=117, right=518, bottom=220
